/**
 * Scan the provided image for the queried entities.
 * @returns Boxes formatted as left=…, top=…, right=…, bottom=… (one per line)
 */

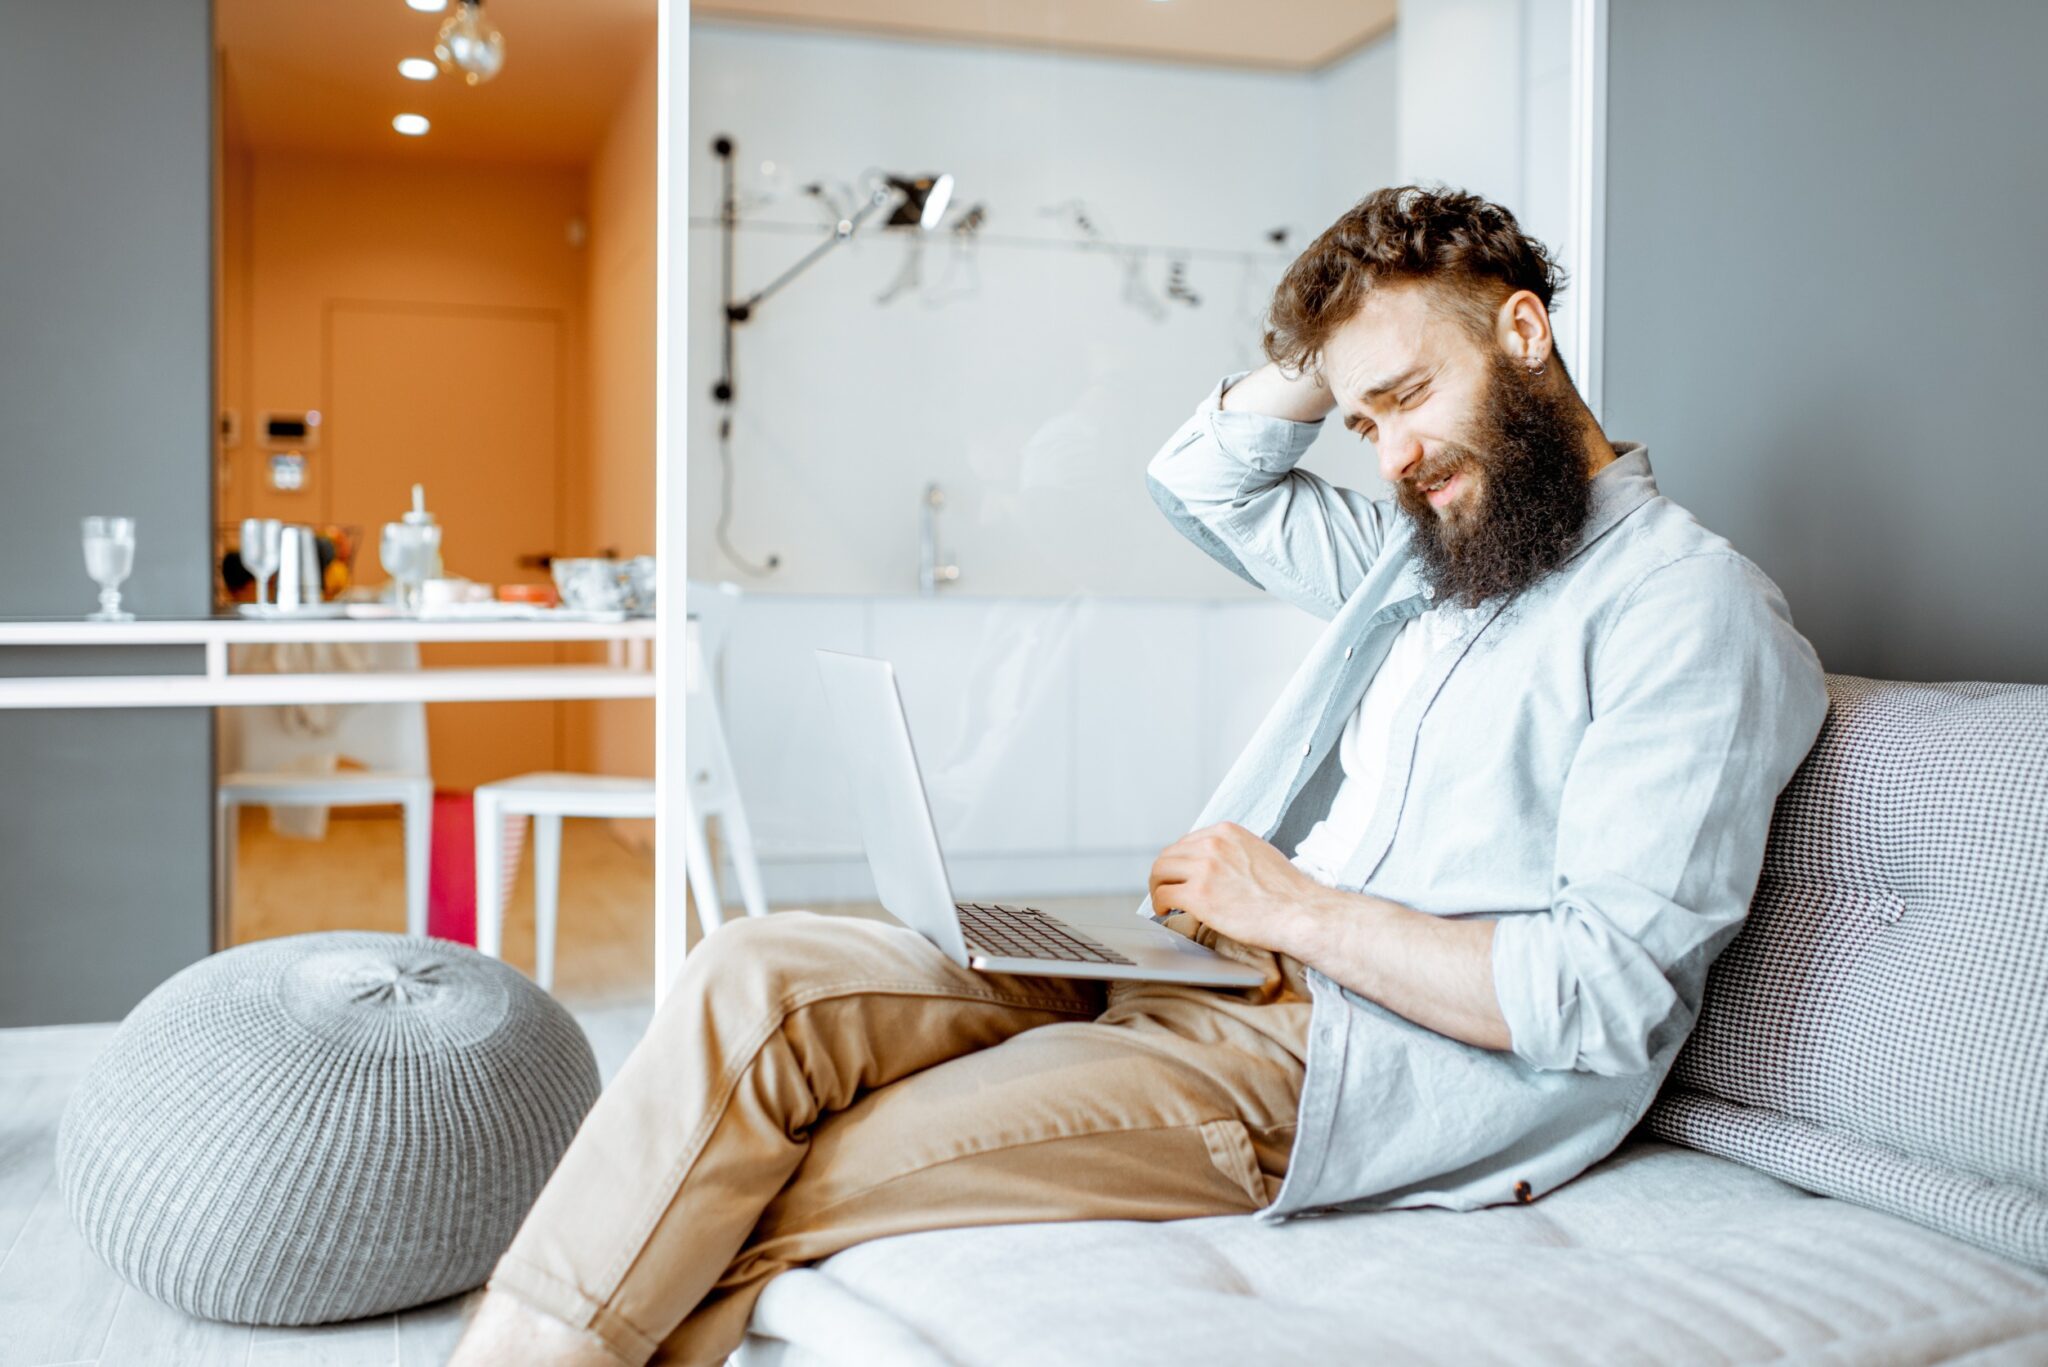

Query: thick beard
left=1395, top=351, right=1594, bottom=610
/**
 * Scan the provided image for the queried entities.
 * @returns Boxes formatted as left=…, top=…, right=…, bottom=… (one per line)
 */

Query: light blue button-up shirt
left=1141, top=373, right=1829, bottom=1217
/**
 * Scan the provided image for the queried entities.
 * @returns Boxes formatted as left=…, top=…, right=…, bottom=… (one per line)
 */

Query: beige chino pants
left=488, top=910, right=1313, bottom=1366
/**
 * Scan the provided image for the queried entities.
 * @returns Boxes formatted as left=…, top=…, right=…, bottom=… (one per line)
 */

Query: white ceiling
left=691, top=0, right=1399, bottom=71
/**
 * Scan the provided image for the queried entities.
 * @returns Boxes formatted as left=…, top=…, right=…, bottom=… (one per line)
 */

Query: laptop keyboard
left=955, top=903, right=1136, bottom=966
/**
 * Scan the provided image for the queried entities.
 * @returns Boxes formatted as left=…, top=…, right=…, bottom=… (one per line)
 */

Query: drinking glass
left=81, top=516, right=136, bottom=621
left=240, top=517, right=282, bottom=607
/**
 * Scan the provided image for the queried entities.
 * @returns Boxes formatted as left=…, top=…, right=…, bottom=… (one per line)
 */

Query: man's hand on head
left=1146, top=822, right=1331, bottom=957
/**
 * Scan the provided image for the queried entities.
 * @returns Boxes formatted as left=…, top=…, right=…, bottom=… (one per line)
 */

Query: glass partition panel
left=687, top=1, right=1584, bottom=922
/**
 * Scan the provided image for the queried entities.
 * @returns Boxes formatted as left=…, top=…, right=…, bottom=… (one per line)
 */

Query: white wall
left=1398, top=0, right=1525, bottom=205
left=1313, top=31, right=1402, bottom=225
left=687, top=21, right=1400, bottom=599
left=1396, top=0, right=1577, bottom=367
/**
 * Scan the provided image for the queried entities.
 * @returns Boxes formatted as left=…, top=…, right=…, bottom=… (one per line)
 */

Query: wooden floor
left=4, top=817, right=1147, bottom=1365
left=228, top=808, right=665, bottom=1002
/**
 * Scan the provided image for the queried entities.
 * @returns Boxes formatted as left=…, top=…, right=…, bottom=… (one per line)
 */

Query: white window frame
left=654, top=1, right=691, bottom=999
left=650, top=1, right=1610, bottom=996
left=1567, top=0, right=1609, bottom=420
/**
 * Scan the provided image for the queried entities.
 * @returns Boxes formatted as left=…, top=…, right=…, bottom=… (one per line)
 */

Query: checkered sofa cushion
left=1647, top=674, right=2048, bottom=1269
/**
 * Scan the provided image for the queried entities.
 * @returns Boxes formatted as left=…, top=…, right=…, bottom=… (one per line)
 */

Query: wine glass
left=239, top=517, right=282, bottom=607
left=81, top=516, right=136, bottom=622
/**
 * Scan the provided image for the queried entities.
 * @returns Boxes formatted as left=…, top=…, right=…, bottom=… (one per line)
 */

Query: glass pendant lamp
left=435, top=0, right=505, bottom=86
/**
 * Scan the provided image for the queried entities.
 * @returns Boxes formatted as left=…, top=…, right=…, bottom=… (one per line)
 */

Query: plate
left=237, top=602, right=350, bottom=619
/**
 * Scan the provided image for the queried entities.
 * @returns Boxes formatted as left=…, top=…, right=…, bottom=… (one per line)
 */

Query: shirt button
left=1513, top=1180, right=1534, bottom=1204
left=1302, top=742, right=1312, bottom=756
left=1343, top=646, right=1353, bottom=659
left=1422, top=584, right=1436, bottom=600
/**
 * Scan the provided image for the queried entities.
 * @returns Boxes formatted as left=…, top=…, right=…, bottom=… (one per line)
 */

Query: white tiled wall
left=687, top=22, right=1401, bottom=599
left=709, top=592, right=1324, bottom=905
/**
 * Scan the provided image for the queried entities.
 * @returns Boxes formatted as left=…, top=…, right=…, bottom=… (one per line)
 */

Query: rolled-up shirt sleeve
left=1491, top=550, right=1829, bottom=1076
left=1146, top=372, right=1388, bottom=620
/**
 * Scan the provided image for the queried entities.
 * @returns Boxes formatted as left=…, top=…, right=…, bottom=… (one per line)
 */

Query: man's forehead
left=1322, top=286, right=1446, bottom=396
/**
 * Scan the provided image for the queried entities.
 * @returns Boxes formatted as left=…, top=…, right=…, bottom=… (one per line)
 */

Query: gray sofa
left=742, top=675, right=2048, bottom=1364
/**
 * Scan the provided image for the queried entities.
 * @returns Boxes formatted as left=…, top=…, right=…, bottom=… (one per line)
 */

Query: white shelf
left=0, top=615, right=660, bottom=708
left=0, top=616, right=657, bottom=646
left=0, top=665, right=657, bottom=710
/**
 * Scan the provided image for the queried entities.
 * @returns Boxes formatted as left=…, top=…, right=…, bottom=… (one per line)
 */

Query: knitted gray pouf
left=54, top=931, right=602, bottom=1326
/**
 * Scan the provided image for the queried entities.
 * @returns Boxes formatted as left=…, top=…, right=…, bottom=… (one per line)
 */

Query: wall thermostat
left=268, top=452, right=308, bottom=492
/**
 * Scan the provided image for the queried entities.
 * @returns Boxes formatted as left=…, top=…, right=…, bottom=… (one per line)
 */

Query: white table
left=0, top=611, right=682, bottom=992
left=0, top=615, right=657, bottom=708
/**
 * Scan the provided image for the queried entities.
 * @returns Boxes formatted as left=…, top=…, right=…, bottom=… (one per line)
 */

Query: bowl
left=550, top=558, right=630, bottom=612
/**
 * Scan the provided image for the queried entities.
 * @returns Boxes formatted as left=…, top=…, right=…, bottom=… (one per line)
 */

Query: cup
left=274, top=525, right=322, bottom=609
left=622, top=556, right=658, bottom=614
left=551, top=558, right=629, bottom=612
left=419, top=578, right=490, bottom=613
left=82, top=516, right=136, bottom=621
left=239, top=518, right=282, bottom=606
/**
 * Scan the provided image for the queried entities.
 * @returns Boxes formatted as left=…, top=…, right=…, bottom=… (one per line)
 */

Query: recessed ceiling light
left=398, top=57, right=437, bottom=81
left=405, top=0, right=448, bottom=12
left=392, top=113, right=431, bottom=136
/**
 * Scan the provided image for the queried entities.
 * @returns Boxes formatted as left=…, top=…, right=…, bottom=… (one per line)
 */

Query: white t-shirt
left=1289, top=606, right=1466, bottom=888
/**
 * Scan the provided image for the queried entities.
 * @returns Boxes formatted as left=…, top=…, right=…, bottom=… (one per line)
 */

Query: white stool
left=217, top=641, right=433, bottom=940
left=475, top=583, right=773, bottom=992
left=473, top=777, right=772, bottom=990
left=473, top=774, right=654, bottom=992
left=217, top=772, right=433, bottom=937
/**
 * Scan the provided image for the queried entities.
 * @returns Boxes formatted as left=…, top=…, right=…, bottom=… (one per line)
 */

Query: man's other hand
left=1147, top=821, right=1325, bottom=956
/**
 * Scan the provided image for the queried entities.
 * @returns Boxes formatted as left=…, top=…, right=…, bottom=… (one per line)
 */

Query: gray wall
left=1603, top=0, right=2048, bottom=684
left=0, top=0, right=216, bottom=1024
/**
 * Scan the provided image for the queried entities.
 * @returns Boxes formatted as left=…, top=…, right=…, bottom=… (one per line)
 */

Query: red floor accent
left=427, top=791, right=476, bottom=944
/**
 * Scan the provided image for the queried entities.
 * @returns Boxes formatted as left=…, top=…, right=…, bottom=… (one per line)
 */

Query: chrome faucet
left=919, top=482, right=961, bottom=595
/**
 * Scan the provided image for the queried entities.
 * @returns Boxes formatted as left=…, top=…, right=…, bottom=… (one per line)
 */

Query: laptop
left=814, top=649, right=1266, bottom=987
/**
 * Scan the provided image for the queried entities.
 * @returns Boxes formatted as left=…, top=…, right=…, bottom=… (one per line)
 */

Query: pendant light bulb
left=435, top=0, right=505, bottom=87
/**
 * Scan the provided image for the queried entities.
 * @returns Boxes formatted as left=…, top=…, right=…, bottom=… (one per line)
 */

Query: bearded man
left=451, top=186, right=1829, bottom=1367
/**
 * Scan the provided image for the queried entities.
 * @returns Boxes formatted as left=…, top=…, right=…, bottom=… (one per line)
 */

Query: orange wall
left=569, top=42, right=659, bottom=787
left=217, top=148, right=593, bottom=788
left=215, top=99, right=656, bottom=790
left=218, top=149, right=589, bottom=531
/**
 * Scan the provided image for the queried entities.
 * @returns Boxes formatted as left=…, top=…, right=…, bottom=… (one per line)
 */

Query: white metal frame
left=0, top=617, right=654, bottom=709
left=654, top=1, right=692, bottom=1002
left=637, top=6, right=1603, bottom=998
left=1567, top=0, right=1609, bottom=421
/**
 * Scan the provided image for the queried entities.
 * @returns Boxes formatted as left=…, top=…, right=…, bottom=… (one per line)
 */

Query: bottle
left=403, top=483, right=443, bottom=581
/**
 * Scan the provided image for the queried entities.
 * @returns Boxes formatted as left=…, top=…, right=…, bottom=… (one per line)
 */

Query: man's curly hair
left=1264, top=185, right=1567, bottom=377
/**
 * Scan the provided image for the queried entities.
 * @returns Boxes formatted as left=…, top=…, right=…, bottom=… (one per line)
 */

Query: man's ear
left=1495, top=290, right=1554, bottom=371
